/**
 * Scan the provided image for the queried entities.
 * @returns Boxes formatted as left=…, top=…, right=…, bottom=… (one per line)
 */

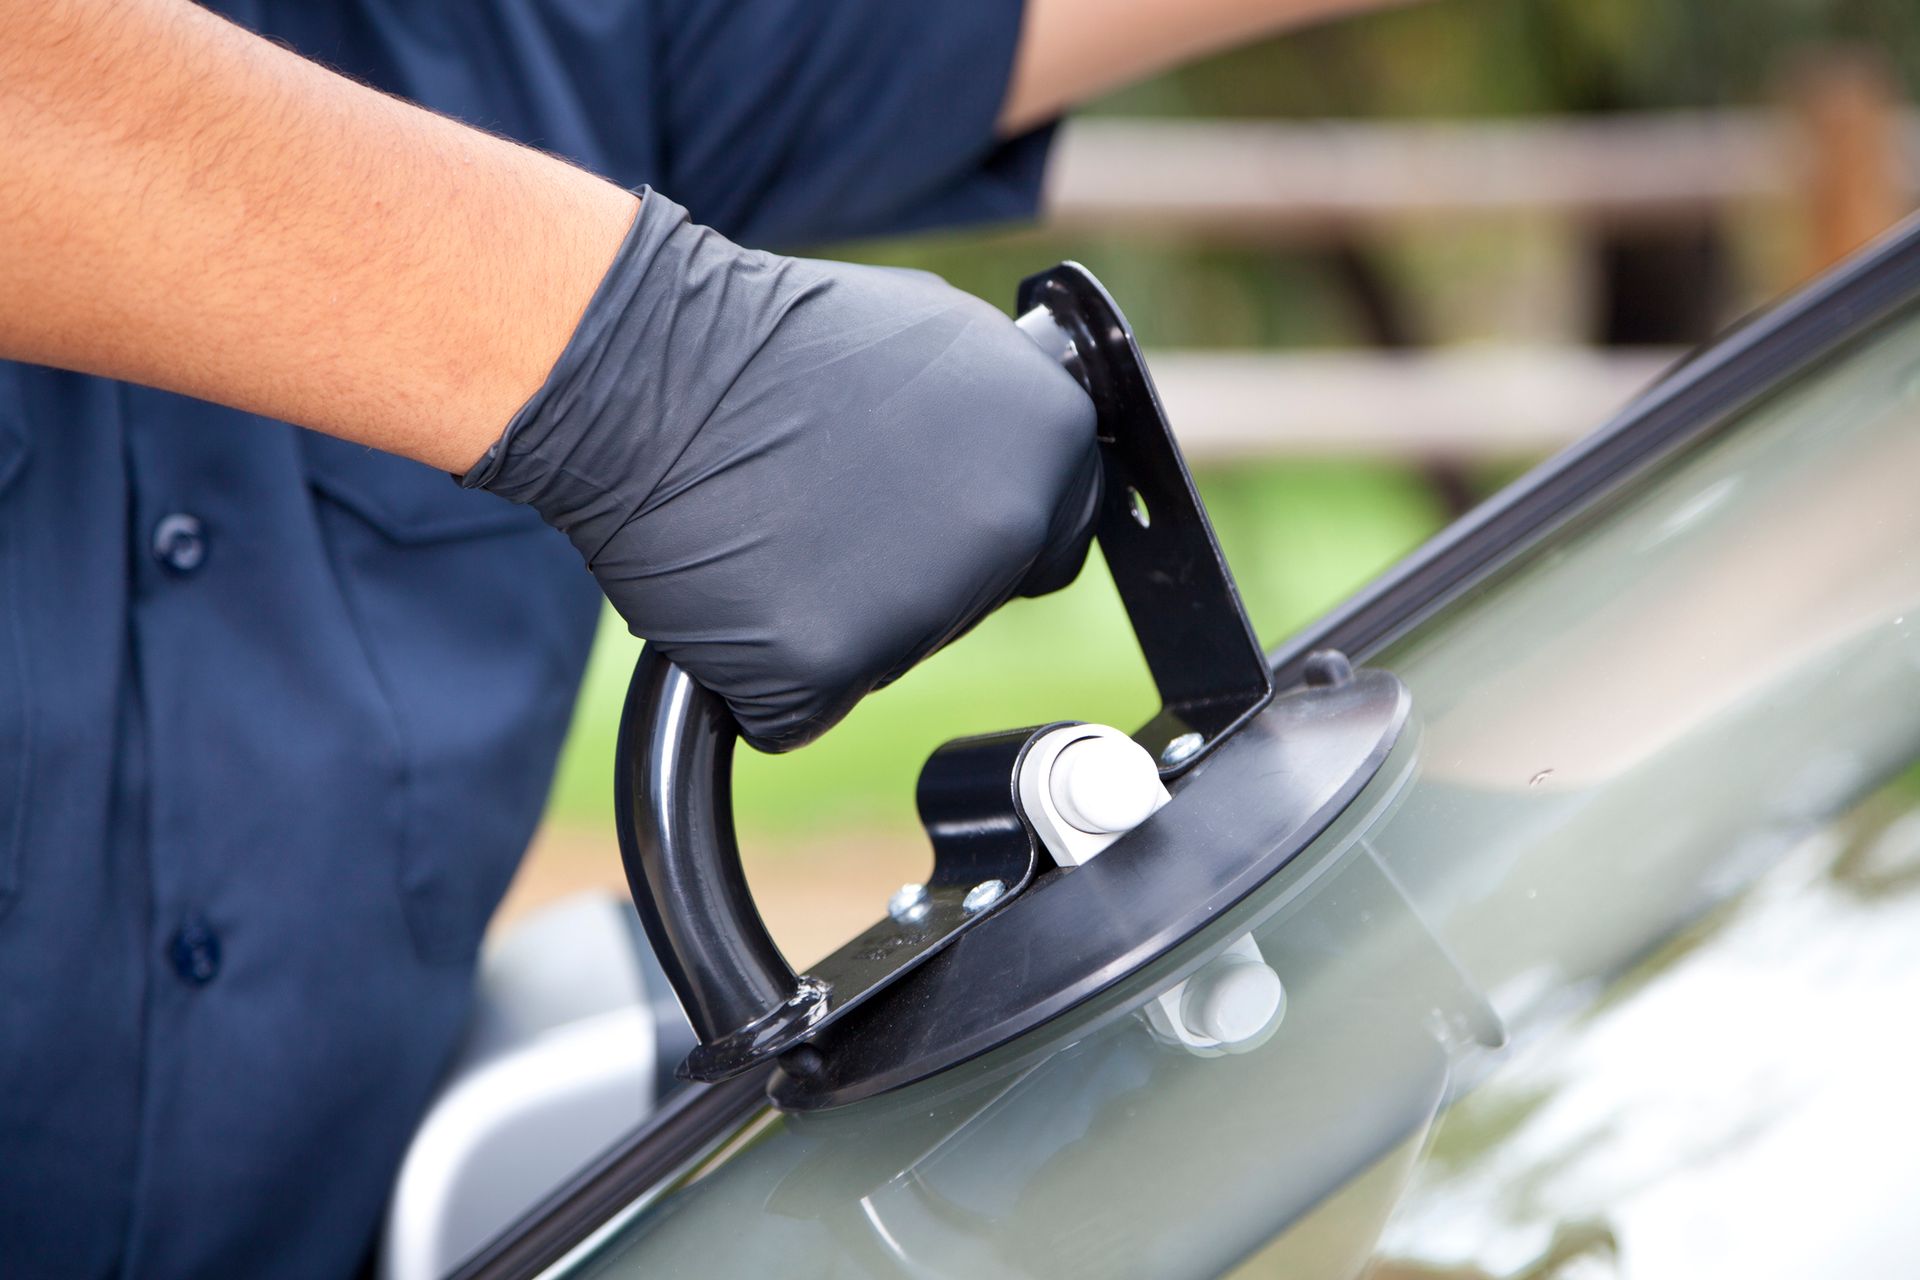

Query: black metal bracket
left=1017, top=264, right=1275, bottom=773
left=616, top=263, right=1274, bottom=1086
left=672, top=725, right=1057, bottom=1083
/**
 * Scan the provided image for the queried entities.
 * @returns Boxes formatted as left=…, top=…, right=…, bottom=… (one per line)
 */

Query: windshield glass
left=552, top=299, right=1920, bottom=1280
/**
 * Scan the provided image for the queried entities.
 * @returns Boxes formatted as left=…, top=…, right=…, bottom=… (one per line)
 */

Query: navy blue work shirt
left=0, top=3, right=1050, bottom=1276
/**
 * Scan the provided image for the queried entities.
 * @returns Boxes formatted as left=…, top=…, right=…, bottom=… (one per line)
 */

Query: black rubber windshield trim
left=456, top=213, right=1920, bottom=1280
left=448, top=1069, right=771, bottom=1280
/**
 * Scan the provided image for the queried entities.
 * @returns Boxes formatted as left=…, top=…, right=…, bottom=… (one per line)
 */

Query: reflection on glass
left=1361, top=767, right=1920, bottom=1280
left=565, top=309, right=1920, bottom=1280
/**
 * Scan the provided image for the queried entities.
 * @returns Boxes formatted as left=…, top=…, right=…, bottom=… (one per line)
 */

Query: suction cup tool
left=614, top=265, right=1413, bottom=1111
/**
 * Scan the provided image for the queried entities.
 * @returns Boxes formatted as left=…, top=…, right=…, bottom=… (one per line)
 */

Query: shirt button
left=168, top=917, right=222, bottom=986
left=152, top=513, right=208, bottom=575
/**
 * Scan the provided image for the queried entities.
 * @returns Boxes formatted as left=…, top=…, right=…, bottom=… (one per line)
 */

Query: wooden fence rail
left=1045, top=109, right=1916, bottom=242
left=1040, top=86, right=1913, bottom=458
left=1147, top=346, right=1680, bottom=461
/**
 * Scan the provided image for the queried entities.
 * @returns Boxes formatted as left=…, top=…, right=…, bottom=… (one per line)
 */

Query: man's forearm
left=0, top=0, right=636, bottom=471
left=1003, top=0, right=1409, bottom=134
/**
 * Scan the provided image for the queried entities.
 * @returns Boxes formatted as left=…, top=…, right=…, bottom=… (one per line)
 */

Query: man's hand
left=468, top=191, right=1102, bottom=751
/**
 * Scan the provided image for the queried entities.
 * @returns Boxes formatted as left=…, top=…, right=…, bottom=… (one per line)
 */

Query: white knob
left=1180, top=956, right=1286, bottom=1046
left=1049, top=735, right=1163, bottom=835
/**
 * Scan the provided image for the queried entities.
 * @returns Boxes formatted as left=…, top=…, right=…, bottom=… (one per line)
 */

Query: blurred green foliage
left=1096, top=0, right=1920, bottom=118
left=543, top=0, right=1917, bottom=840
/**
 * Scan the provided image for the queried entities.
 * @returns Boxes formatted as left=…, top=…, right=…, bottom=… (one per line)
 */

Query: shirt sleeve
left=283, top=0, right=1047, bottom=248
left=647, top=0, right=1054, bottom=247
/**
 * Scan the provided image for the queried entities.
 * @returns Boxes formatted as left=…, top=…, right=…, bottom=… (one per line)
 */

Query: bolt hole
left=1127, top=486, right=1151, bottom=529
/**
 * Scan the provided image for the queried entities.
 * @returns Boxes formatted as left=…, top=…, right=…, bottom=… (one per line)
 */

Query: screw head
left=1160, top=732, right=1205, bottom=768
left=887, top=882, right=930, bottom=924
left=962, top=879, right=1007, bottom=913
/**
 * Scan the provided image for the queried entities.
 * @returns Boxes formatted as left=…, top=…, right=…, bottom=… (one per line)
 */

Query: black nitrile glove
left=465, top=190, right=1101, bottom=751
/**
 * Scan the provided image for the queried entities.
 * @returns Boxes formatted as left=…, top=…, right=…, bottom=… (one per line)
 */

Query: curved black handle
left=614, top=652, right=795, bottom=1047
left=615, top=264, right=1273, bottom=1084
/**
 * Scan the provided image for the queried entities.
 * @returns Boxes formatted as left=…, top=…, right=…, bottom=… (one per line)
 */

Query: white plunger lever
left=1018, top=724, right=1170, bottom=868
left=1017, top=723, right=1286, bottom=1056
left=1051, top=735, right=1164, bottom=836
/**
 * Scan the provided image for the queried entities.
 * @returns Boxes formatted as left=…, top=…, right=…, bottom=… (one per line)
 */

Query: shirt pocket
left=300, top=433, right=544, bottom=544
left=302, top=435, right=600, bottom=963
left=0, top=417, right=32, bottom=922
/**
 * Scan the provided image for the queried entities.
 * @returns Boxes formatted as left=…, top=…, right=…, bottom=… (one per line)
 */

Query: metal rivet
left=962, top=879, right=1006, bottom=913
left=1160, top=732, right=1204, bottom=768
left=887, top=882, right=930, bottom=924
